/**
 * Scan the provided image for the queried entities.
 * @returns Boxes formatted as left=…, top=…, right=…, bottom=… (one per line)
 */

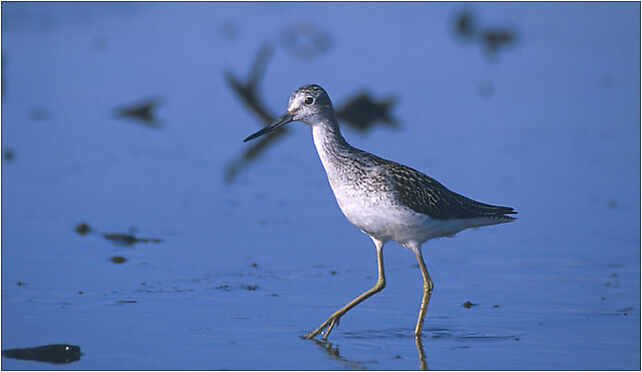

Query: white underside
left=312, top=126, right=509, bottom=249
left=329, top=181, right=499, bottom=246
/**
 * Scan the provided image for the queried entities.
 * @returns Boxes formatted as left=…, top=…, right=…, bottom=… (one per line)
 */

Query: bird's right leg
left=303, top=239, right=386, bottom=340
left=413, top=247, right=434, bottom=338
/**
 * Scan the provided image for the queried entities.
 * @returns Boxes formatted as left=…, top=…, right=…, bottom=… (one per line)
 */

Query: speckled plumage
left=243, top=84, right=517, bottom=340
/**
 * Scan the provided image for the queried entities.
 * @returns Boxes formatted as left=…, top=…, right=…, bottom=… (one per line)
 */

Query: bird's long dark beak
left=243, top=112, right=295, bottom=142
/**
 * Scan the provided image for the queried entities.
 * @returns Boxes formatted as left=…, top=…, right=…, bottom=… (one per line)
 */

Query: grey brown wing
left=383, top=162, right=516, bottom=220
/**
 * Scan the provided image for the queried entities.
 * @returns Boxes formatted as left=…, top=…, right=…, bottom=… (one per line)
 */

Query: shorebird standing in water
left=243, top=84, right=516, bottom=340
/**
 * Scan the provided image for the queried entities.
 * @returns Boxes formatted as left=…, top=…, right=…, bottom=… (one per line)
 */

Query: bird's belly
left=331, top=185, right=440, bottom=244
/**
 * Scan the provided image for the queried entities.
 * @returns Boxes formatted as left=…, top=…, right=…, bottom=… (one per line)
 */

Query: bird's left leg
left=303, top=238, right=386, bottom=340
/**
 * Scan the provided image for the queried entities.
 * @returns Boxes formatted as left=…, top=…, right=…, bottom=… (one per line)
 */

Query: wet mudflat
left=2, top=2, right=640, bottom=370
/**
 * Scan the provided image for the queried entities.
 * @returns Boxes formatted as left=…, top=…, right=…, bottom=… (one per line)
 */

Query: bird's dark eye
left=304, top=97, right=314, bottom=105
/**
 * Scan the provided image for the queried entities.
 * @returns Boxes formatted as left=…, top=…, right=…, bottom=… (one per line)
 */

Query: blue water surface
left=1, top=2, right=640, bottom=370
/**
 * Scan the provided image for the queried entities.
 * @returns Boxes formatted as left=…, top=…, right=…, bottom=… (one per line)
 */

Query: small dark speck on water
left=30, top=107, right=50, bottom=121
left=601, top=297, right=606, bottom=300
left=250, top=262, right=259, bottom=268
left=245, top=285, right=259, bottom=291
left=478, top=80, right=495, bottom=97
left=607, top=200, right=617, bottom=208
left=515, top=337, right=520, bottom=341
left=78, top=291, right=84, bottom=295
left=330, top=270, right=337, bottom=275
left=117, top=300, right=137, bottom=304
left=463, top=301, right=478, bottom=309
left=395, top=355, right=402, bottom=359
left=16, top=281, right=23, bottom=287
left=75, top=223, right=91, bottom=235
left=610, top=273, right=619, bottom=277
left=3, top=149, right=15, bottom=161
left=110, top=256, right=127, bottom=264
left=492, top=304, right=500, bottom=308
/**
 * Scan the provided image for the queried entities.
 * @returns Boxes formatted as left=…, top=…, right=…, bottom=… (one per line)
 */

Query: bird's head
left=243, top=84, right=334, bottom=142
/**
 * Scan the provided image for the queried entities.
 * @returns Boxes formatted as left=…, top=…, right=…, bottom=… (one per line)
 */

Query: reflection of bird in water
left=244, top=84, right=516, bottom=341
left=310, top=336, right=428, bottom=370
left=415, top=336, right=428, bottom=370
left=224, top=43, right=400, bottom=183
left=115, top=97, right=164, bottom=128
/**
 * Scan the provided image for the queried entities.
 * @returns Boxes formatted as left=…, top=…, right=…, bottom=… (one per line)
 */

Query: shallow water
left=1, top=2, right=640, bottom=370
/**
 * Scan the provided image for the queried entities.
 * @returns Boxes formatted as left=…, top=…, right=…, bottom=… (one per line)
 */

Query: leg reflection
left=415, top=336, right=428, bottom=370
left=309, top=339, right=366, bottom=370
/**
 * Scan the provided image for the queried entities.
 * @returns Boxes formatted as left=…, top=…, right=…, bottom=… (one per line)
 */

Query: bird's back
left=380, top=159, right=516, bottom=221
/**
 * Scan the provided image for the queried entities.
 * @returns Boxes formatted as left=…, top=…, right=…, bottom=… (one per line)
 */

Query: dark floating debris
left=3, top=149, right=15, bottom=161
left=117, top=300, right=137, bottom=304
left=115, top=97, right=164, bottom=128
left=492, top=304, right=500, bottom=308
left=224, top=43, right=291, bottom=183
left=2, top=344, right=81, bottom=364
left=462, top=301, right=478, bottom=309
left=75, top=222, right=161, bottom=246
left=250, top=262, right=259, bottom=268
left=336, top=92, right=399, bottom=132
left=110, top=256, right=127, bottom=264
left=453, top=9, right=517, bottom=60
left=607, top=200, right=617, bottom=209
left=281, top=21, right=332, bottom=61
left=454, top=10, right=475, bottom=39
left=16, top=281, right=24, bottom=287
left=102, top=233, right=162, bottom=247
left=480, top=29, right=516, bottom=58
left=75, top=222, right=91, bottom=236
left=214, top=283, right=259, bottom=292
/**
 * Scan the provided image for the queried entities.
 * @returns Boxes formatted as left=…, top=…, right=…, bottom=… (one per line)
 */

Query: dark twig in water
left=115, top=97, right=165, bottom=128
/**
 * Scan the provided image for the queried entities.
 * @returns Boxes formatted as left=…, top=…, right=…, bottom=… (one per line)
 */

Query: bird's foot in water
left=302, top=315, right=341, bottom=340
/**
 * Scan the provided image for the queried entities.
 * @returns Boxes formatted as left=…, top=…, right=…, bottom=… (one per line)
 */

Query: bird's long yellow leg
left=303, top=239, right=386, bottom=340
left=414, top=249, right=434, bottom=338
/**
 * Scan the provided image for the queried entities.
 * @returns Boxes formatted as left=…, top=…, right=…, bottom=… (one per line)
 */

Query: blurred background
left=1, top=2, right=640, bottom=370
